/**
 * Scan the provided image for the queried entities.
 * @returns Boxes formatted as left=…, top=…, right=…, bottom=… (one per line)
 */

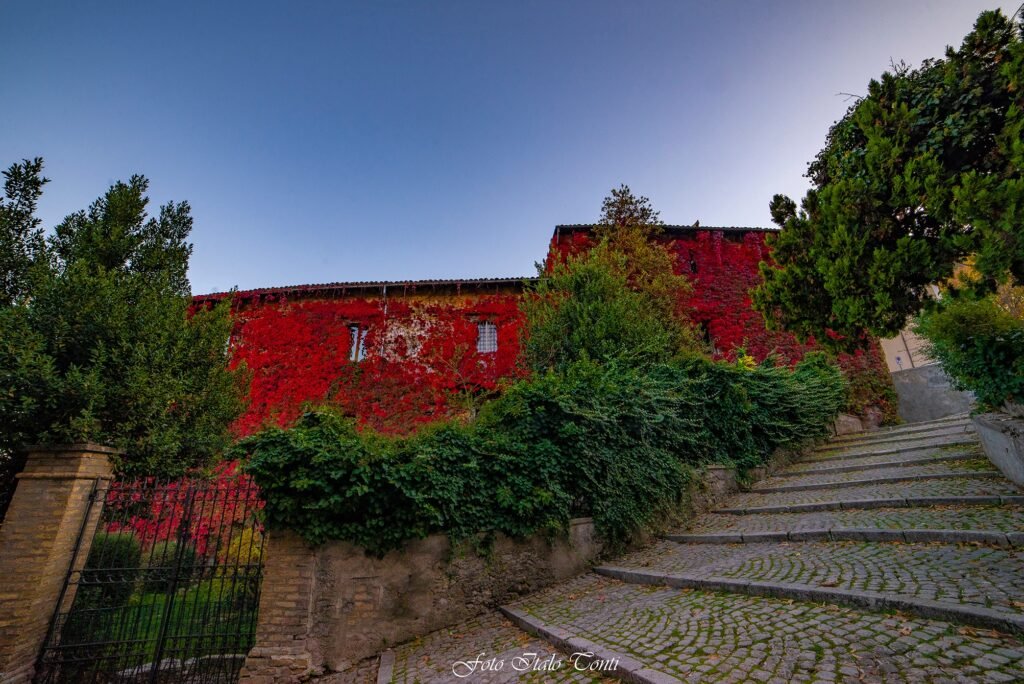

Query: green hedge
left=79, top=531, right=143, bottom=608
left=916, top=297, right=1024, bottom=411
left=237, top=354, right=845, bottom=555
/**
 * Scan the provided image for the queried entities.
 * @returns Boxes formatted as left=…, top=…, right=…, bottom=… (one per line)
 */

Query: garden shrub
left=142, top=539, right=199, bottom=592
left=79, top=531, right=143, bottom=608
left=220, top=527, right=264, bottom=607
left=62, top=531, right=143, bottom=651
left=238, top=353, right=845, bottom=555
left=915, top=296, right=1024, bottom=411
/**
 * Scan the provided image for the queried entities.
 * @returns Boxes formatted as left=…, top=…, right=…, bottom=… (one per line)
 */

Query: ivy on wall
left=550, top=229, right=897, bottom=422
left=224, top=294, right=524, bottom=435
left=211, top=228, right=896, bottom=434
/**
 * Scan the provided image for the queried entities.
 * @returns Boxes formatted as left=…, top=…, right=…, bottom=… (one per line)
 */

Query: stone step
left=718, top=476, right=1022, bottom=513
left=802, top=436, right=980, bottom=463
left=787, top=449, right=976, bottom=475
left=596, top=538, right=1024, bottom=634
left=797, top=443, right=982, bottom=470
left=596, top=565, right=1024, bottom=639
left=716, top=495, right=1024, bottom=516
left=824, top=422, right=975, bottom=450
left=503, top=573, right=1024, bottom=683
left=811, top=434, right=978, bottom=459
left=500, top=606, right=678, bottom=684
left=664, top=528, right=1023, bottom=546
left=383, top=609, right=617, bottom=683
left=831, top=414, right=972, bottom=443
left=683, top=504, right=1024, bottom=536
left=753, top=459, right=996, bottom=493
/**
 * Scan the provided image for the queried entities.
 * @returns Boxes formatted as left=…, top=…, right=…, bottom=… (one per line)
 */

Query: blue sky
left=1, top=1, right=1016, bottom=294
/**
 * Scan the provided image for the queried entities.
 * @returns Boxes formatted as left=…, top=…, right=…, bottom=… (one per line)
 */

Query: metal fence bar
left=34, top=472, right=265, bottom=684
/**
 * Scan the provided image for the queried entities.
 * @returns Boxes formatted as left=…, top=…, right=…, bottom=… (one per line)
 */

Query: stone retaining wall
left=239, top=462, right=749, bottom=681
left=892, top=365, right=974, bottom=423
left=974, top=412, right=1024, bottom=486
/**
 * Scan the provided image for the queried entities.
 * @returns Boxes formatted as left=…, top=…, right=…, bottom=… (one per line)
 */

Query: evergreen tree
left=522, top=186, right=700, bottom=372
left=0, top=159, right=247, bottom=476
left=754, top=10, right=1024, bottom=344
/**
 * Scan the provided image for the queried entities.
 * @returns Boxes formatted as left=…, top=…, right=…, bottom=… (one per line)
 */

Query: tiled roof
left=193, top=276, right=534, bottom=302
left=193, top=224, right=775, bottom=302
left=554, top=224, right=777, bottom=233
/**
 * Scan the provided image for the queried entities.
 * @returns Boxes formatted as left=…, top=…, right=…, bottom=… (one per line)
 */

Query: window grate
left=349, top=324, right=368, bottom=361
left=476, top=322, right=498, bottom=353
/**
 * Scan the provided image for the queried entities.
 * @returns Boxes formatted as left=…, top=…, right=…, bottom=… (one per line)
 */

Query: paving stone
left=812, top=434, right=980, bottom=459
left=722, top=476, right=1020, bottom=510
left=758, top=458, right=994, bottom=491
left=509, top=575, right=1024, bottom=683
left=386, top=611, right=613, bottom=683
left=683, top=505, right=1024, bottom=535
left=321, top=420, right=1024, bottom=682
left=789, top=444, right=984, bottom=474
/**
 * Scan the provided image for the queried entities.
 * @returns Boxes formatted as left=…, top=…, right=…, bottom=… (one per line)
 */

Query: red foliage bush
left=105, top=460, right=263, bottom=557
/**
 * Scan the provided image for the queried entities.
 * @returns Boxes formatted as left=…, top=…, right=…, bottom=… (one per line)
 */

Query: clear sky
left=1, top=1, right=1017, bottom=294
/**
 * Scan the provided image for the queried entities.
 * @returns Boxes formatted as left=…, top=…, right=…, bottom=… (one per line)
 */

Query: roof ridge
left=194, top=276, right=536, bottom=301
left=555, top=223, right=776, bottom=231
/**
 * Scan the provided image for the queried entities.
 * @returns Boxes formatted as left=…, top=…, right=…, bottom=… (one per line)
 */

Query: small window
left=476, top=322, right=498, bottom=353
left=348, top=324, right=368, bottom=361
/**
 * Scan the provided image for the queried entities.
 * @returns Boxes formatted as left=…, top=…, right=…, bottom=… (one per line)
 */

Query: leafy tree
left=0, top=157, right=48, bottom=305
left=0, top=159, right=248, bottom=476
left=754, top=10, right=1024, bottom=344
left=915, top=295, right=1023, bottom=411
left=522, top=187, right=700, bottom=372
left=599, top=183, right=662, bottom=229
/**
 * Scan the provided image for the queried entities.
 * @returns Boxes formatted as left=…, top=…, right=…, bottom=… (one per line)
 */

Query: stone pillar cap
left=22, top=443, right=123, bottom=455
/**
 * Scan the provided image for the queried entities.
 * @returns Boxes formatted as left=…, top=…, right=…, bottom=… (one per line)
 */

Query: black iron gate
left=36, top=469, right=264, bottom=683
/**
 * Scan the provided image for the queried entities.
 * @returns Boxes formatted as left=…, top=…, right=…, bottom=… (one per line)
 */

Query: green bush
left=79, top=531, right=143, bottom=608
left=63, top=531, right=142, bottom=646
left=58, top=531, right=142, bottom=665
left=915, top=297, right=1024, bottom=411
left=521, top=238, right=700, bottom=375
left=237, top=354, right=845, bottom=555
left=142, top=540, right=200, bottom=592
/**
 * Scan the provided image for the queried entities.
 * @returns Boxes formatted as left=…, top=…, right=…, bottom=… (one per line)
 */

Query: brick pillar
left=239, top=530, right=319, bottom=683
left=0, top=444, right=116, bottom=684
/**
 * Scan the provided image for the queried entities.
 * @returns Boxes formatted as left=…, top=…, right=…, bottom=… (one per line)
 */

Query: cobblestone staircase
left=348, top=416, right=1024, bottom=683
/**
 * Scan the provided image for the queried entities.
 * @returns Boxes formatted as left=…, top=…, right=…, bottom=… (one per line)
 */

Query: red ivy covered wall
left=206, top=226, right=895, bottom=436
left=549, top=227, right=897, bottom=423
left=221, top=289, right=524, bottom=436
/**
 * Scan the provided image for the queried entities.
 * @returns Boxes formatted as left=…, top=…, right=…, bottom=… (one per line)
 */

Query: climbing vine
left=223, top=293, right=524, bottom=435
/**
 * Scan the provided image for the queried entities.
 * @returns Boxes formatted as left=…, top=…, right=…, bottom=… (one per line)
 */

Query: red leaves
left=227, top=294, right=525, bottom=436
left=222, top=229, right=893, bottom=435
left=105, top=460, right=263, bottom=556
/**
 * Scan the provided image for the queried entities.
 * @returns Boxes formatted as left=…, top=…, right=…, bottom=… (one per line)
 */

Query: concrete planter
left=973, top=412, right=1024, bottom=487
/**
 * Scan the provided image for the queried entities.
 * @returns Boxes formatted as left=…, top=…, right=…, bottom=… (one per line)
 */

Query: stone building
left=194, top=225, right=895, bottom=434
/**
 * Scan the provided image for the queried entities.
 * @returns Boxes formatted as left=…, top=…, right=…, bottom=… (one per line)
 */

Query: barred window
left=349, top=324, right=368, bottom=361
left=476, top=321, right=498, bottom=353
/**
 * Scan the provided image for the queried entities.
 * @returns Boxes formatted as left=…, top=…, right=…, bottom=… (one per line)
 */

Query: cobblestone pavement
left=319, top=657, right=379, bottom=683
left=686, top=505, right=1024, bottom=534
left=387, top=612, right=613, bottom=683
left=511, top=574, right=1024, bottom=683
left=619, top=539, right=1024, bottom=616
left=816, top=424, right=976, bottom=451
left=754, top=458, right=994, bottom=491
left=807, top=439, right=980, bottom=463
left=353, top=419, right=1024, bottom=682
left=828, top=415, right=970, bottom=440
left=787, top=444, right=985, bottom=473
left=722, top=475, right=1018, bottom=510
